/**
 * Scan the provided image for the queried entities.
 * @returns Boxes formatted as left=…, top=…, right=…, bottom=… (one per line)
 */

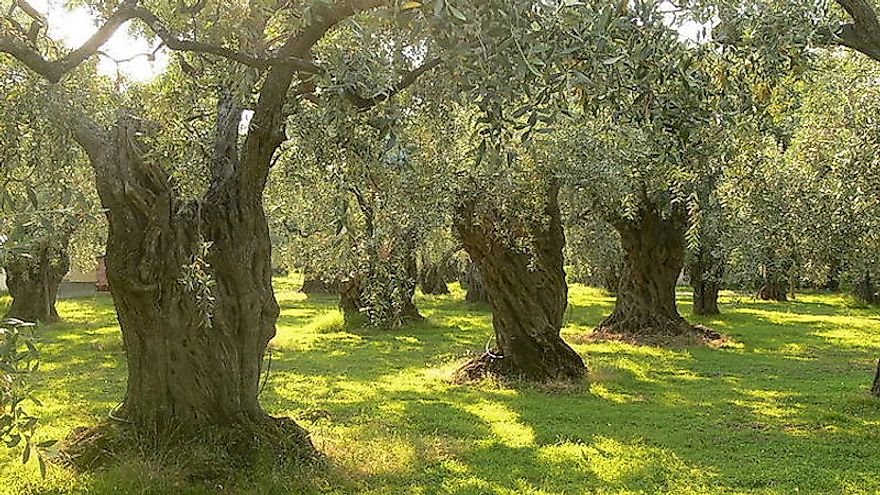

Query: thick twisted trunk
left=4, top=235, right=71, bottom=323
left=453, top=183, right=585, bottom=382
left=598, top=207, right=692, bottom=338
left=689, top=246, right=722, bottom=316
left=80, top=119, right=311, bottom=449
left=301, top=274, right=339, bottom=294
left=340, top=239, right=421, bottom=327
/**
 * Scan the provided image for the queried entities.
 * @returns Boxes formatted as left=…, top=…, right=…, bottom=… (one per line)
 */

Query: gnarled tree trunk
left=4, top=234, right=71, bottom=323
left=453, top=182, right=585, bottom=382
left=340, top=235, right=421, bottom=327
left=71, top=114, right=314, bottom=453
left=688, top=246, right=722, bottom=316
left=597, top=206, right=692, bottom=338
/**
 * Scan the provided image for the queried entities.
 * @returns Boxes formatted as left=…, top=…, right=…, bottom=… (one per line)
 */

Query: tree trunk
left=759, top=267, right=788, bottom=302
left=4, top=235, right=71, bottom=323
left=872, top=359, right=880, bottom=397
left=824, top=259, right=841, bottom=292
left=68, top=112, right=314, bottom=457
left=339, top=240, right=421, bottom=327
left=419, top=255, right=450, bottom=295
left=462, top=261, right=489, bottom=304
left=597, top=206, right=692, bottom=338
left=453, top=182, right=586, bottom=382
left=688, top=246, right=722, bottom=316
left=855, top=271, right=877, bottom=305
left=300, top=274, right=338, bottom=294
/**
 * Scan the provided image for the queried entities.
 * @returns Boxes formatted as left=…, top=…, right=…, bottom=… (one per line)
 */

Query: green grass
left=2, top=280, right=880, bottom=494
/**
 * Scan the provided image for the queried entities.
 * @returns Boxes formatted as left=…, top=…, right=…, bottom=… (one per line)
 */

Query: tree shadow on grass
left=7, top=285, right=880, bottom=494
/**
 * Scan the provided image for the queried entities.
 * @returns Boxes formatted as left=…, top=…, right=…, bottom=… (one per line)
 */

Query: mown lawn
left=2, top=278, right=880, bottom=494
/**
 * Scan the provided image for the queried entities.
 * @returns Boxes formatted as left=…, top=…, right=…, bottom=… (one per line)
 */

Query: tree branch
left=0, top=0, right=323, bottom=83
left=833, top=0, right=880, bottom=62
left=344, top=57, right=443, bottom=110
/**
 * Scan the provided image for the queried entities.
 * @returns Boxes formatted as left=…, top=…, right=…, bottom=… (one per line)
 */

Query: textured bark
left=462, top=261, right=489, bottom=304
left=688, top=246, right=722, bottom=316
left=597, top=206, right=692, bottom=338
left=4, top=235, right=71, bottom=323
left=72, top=116, right=311, bottom=447
left=453, top=183, right=586, bottom=382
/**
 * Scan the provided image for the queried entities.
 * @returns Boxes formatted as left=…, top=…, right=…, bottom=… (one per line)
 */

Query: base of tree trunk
left=419, top=264, right=450, bottom=295
left=594, top=313, right=725, bottom=347
left=759, top=282, right=788, bottom=302
left=59, top=414, right=318, bottom=477
left=452, top=346, right=586, bottom=384
left=300, top=276, right=339, bottom=295
left=692, top=283, right=721, bottom=316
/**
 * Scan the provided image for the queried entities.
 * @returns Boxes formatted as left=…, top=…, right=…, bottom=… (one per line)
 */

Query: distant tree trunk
left=759, top=266, right=788, bottom=302
left=601, top=265, right=622, bottom=295
left=453, top=182, right=586, bottom=382
left=872, top=359, right=880, bottom=397
left=462, top=261, right=489, bottom=303
left=300, top=274, right=338, bottom=294
left=597, top=206, right=692, bottom=338
left=4, top=235, right=71, bottom=323
left=824, top=259, right=841, bottom=291
left=854, top=271, right=877, bottom=305
left=340, top=234, right=421, bottom=326
left=688, top=246, right=722, bottom=316
left=339, top=277, right=367, bottom=325
left=419, top=253, right=451, bottom=295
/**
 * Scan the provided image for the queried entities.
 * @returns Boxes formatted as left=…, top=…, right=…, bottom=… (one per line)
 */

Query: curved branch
left=833, top=0, right=880, bottom=62
left=344, top=57, right=443, bottom=110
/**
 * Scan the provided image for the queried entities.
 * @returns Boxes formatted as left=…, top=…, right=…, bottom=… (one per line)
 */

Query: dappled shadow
left=5, top=284, right=880, bottom=494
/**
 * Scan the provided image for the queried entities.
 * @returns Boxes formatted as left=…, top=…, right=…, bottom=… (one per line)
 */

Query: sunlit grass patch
left=2, top=284, right=880, bottom=494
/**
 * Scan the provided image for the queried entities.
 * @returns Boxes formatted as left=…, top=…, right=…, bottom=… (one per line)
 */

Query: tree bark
left=3, top=235, right=71, bottom=323
left=69, top=115, right=314, bottom=450
left=597, top=206, right=693, bottom=338
left=688, top=246, right=722, bottom=316
left=453, top=182, right=586, bottom=382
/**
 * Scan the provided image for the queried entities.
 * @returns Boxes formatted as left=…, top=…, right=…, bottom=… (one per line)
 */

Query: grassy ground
left=2, top=278, right=880, bottom=494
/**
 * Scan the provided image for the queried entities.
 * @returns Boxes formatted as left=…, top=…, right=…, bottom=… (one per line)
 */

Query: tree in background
left=0, top=67, right=101, bottom=323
